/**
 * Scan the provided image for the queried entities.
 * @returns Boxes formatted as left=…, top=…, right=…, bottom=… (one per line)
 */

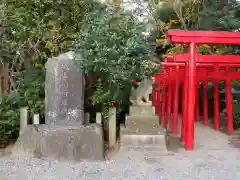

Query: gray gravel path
left=1, top=123, right=240, bottom=180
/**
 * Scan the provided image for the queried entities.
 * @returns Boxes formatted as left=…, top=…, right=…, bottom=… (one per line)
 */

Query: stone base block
left=120, top=125, right=167, bottom=152
left=125, top=115, right=159, bottom=130
left=129, top=105, right=154, bottom=116
left=11, top=124, right=104, bottom=161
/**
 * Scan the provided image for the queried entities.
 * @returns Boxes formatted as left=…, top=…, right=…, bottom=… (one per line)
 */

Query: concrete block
left=120, top=125, right=167, bottom=152
left=108, top=107, right=116, bottom=148
left=11, top=124, right=104, bottom=161
left=19, top=107, right=28, bottom=136
left=129, top=105, right=154, bottom=116
left=125, top=115, right=159, bottom=130
left=96, top=112, right=102, bottom=125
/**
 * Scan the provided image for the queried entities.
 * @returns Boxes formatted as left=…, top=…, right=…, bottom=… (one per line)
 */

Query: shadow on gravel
left=197, top=115, right=240, bottom=151
left=228, top=130, right=240, bottom=150
left=166, top=134, right=184, bottom=152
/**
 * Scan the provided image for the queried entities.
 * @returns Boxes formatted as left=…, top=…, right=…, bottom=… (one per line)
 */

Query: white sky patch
left=99, top=0, right=154, bottom=36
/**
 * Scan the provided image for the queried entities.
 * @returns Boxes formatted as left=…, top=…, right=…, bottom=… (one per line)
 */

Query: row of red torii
left=152, top=30, right=240, bottom=151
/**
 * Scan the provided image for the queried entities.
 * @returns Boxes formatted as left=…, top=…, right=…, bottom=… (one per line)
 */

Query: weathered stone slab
left=125, top=115, right=159, bottom=130
left=129, top=105, right=154, bottom=116
left=45, top=52, right=85, bottom=125
left=120, top=125, right=167, bottom=152
left=11, top=124, right=104, bottom=161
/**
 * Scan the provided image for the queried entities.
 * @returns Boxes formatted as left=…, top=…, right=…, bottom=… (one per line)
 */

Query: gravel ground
left=1, top=124, right=240, bottom=180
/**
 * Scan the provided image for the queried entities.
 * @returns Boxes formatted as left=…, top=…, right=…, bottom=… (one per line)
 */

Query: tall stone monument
left=11, top=52, right=104, bottom=161
left=45, top=52, right=85, bottom=125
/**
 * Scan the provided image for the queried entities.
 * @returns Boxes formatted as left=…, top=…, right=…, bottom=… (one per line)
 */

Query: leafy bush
left=74, top=5, right=159, bottom=110
left=1, top=0, right=98, bottom=63
left=232, top=103, right=240, bottom=130
left=0, top=67, right=45, bottom=146
left=0, top=0, right=102, bottom=146
left=18, top=66, right=45, bottom=115
left=0, top=92, right=22, bottom=147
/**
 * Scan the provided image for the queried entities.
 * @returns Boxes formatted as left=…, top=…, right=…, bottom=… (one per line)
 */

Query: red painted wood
left=167, top=54, right=240, bottom=64
left=167, top=30, right=240, bottom=38
left=184, top=43, right=196, bottom=151
left=152, top=30, right=240, bottom=151
left=172, top=66, right=180, bottom=135
left=167, top=30, right=240, bottom=45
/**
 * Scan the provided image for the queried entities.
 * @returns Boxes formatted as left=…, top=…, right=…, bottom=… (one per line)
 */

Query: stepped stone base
left=120, top=125, right=167, bottom=148
left=120, top=124, right=168, bottom=153
left=120, top=105, right=168, bottom=153
left=11, top=124, right=104, bottom=161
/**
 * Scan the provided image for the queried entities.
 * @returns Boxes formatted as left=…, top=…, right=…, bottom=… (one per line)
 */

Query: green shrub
left=0, top=0, right=100, bottom=147
left=232, top=103, right=240, bottom=130
left=0, top=92, right=22, bottom=147
left=74, top=5, right=159, bottom=110
left=0, top=67, right=45, bottom=147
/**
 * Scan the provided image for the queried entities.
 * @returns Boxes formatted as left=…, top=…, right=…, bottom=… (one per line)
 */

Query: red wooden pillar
left=225, top=67, right=234, bottom=135
left=172, top=66, right=180, bottom=135
left=181, top=81, right=188, bottom=143
left=195, top=82, right=200, bottom=121
left=203, top=81, right=209, bottom=126
left=185, top=42, right=196, bottom=151
left=152, top=85, right=156, bottom=107
left=154, top=86, right=157, bottom=114
left=182, top=65, right=189, bottom=143
left=166, top=69, right=172, bottom=129
left=213, top=65, right=220, bottom=130
left=160, top=82, right=167, bottom=125
left=156, top=87, right=161, bottom=115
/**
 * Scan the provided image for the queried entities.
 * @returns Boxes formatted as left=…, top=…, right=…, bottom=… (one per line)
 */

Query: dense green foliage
left=152, top=0, right=240, bottom=57
left=1, top=0, right=98, bottom=62
left=232, top=103, right=240, bottom=129
left=0, top=93, right=21, bottom=147
left=0, top=0, right=99, bottom=145
left=74, top=5, right=159, bottom=109
left=0, top=67, right=45, bottom=146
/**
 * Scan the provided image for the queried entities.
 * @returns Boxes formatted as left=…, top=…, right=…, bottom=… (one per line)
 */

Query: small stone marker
left=108, top=107, right=116, bottom=148
left=45, top=52, right=85, bottom=125
left=19, top=107, right=28, bottom=135
left=19, top=107, right=28, bottom=134
left=96, top=112, right=102, bottom=125
left=33, top=114, right=40, bottom=125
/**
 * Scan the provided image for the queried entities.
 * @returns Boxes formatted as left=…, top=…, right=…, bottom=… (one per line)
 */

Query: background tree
left=74, top=4, right=159, bottom=112
left=0, top=0, right=99, bottom=146
left=141, top=0, right=240, bottom=57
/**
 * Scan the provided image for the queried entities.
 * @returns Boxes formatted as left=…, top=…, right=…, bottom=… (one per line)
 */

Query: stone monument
left=45, top=52, right=85, bottom=125
left=11, top=52, right=104, bottom=161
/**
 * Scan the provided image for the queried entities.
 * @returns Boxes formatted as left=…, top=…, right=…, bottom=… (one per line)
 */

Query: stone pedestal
left=121, top=79, right=167, bottom=154
left=11, top=124, right=104, bottom=161
left=121, top=105, right=167, bottom=153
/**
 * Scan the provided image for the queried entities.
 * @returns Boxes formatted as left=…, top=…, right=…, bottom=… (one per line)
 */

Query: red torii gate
left=153, top=55, right=240, bottom=150
left=153, top=30, right=240, bottom=151
left=155, top=57, right=240, bottom=134
left=165, top=54, right=240, bottom=132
